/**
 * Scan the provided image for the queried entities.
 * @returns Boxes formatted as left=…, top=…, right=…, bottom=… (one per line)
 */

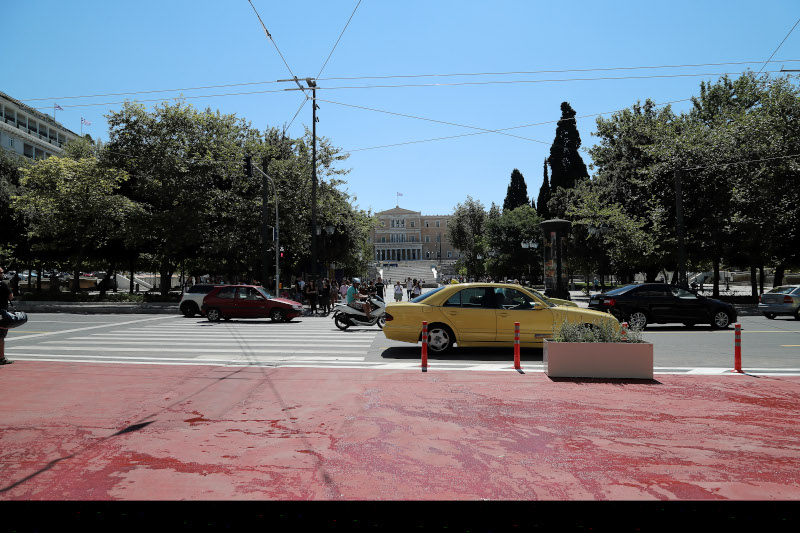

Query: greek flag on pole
left=397, top=192, right=403, bottom=196
left=54, top=104, right=63, bottom=111
left=81, top=118, right=91, bottom=126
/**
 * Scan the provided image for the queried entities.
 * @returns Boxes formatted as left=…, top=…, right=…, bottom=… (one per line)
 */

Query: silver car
left=759, top=285, right=800, bottom=320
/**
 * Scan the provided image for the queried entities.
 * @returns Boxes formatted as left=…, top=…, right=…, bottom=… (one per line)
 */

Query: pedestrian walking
left=0, top=266, right=15, bottom=365
left=320, top=278, right=331, bottom=314
left=394, top=280, right=403, bottom=302
left=305, top=278, right=318, bottom=315
left=330, top=279, right=339, bottom=308
left=411, top=279, right=422, bottom=299
left=375, top=277, right=385, bottom=300
left=295, top=276, right=305, bottom=306
left=407, top=277, right=412, bottom=300
left=340, top=279, right=349, bottom=303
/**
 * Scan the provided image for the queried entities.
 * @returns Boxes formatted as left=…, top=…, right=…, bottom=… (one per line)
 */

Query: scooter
left=332, top=295, right=386, bottom=330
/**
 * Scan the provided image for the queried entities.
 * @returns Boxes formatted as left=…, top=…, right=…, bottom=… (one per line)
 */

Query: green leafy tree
left=446, top=196, right=488, bottom=277
left=13, top=157, right=136, bottom=292
left=485, top=204, right=542, bottom=281
left=502, top=168, right=529, bottom=211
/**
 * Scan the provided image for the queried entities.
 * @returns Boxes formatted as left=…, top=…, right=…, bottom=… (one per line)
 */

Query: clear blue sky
left=6, top=1, right=799, bottom=215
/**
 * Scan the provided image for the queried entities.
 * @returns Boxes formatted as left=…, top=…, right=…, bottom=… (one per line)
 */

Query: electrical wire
left=315, top=98, right=551, bottom=145
left=757, top=18, right=800, bottom=74
left=343, top=97, right=694, bottom=152
left=316, top=0, right=362, bottom=79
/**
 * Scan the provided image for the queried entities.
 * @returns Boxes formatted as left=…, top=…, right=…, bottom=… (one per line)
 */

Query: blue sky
left=6, top=1, right=799, bottom=215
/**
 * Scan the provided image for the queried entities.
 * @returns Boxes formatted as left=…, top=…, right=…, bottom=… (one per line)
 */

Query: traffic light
left=244, top=155, right=253, bottom=177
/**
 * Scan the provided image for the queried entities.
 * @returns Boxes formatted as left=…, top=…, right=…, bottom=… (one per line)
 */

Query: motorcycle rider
left=346, top=278, right=372, bottom=317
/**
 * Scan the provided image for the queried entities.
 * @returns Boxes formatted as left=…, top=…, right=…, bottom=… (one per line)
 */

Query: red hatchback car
left=201, top=285, right=303, bottom=322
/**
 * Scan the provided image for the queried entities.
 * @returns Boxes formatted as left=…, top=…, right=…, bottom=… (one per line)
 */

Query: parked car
left=201, top=285, right=304, bottom=322
left=528, top=288, right=576, bottom=307
left=178, top=284, right=218, bottom=317
left=759, top=285, right=800, bottom=320
left=588, top=283, right=737, bottom=329
left=383, top=283, right=617, bottom=354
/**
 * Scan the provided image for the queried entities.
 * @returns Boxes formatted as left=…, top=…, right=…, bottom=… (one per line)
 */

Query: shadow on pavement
left=547, top=376, right=663, bottom=385
left=380, top=346, right=544, bottom=362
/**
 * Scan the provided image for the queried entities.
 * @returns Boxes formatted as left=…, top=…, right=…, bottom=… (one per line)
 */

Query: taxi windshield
left=411, top=285, right=447, bottom=303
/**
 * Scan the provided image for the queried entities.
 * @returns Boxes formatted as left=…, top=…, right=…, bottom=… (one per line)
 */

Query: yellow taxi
left=383, top=283, right=618, bottom=353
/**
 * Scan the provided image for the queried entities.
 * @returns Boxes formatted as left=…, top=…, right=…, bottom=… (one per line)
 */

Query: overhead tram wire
left=282, top=0, right=362, bottom=137
left=757, top=17, right=800, bottom=74
left=316, top=0, right=362, bottom=80
left=18, top=59, right=800, bottom=104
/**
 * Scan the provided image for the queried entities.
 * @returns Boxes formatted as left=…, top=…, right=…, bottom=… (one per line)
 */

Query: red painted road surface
left=1, top=361, right=799, bottom=500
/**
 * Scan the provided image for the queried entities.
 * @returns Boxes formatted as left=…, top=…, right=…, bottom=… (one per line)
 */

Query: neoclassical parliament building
left=369, top=207, right=461, bottom=262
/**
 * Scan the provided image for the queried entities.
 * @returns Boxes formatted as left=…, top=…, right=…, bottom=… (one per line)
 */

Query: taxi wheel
left=426, top=324, right=454, bottom=354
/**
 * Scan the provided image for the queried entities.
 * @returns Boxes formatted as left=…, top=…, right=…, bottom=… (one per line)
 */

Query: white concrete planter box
left=543, top=339, right=654, bottom=379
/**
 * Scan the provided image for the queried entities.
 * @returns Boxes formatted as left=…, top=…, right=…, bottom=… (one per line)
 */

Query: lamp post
left=317, top=223, right=335, bottom=279
left=540, top=219, right=572, bottom=300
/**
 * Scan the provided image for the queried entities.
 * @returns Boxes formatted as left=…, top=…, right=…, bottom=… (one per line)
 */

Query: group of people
left=294, top=276, right=338, bottom=315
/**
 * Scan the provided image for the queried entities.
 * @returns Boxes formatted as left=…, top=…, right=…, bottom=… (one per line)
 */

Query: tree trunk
left=670, top=268, right=679, bottom=285
left=773, top=264, right=785, bottom=287
left=750, top=262, right=758, bottom=298
left=758, top=265, right=765, bottom=295
left=129, top=257, right=135, bottom=294
left=712, top=258, right=720, bottom=298
left=644, top=266, right=660, bottom=283
left=36, top=263, right=42, bottom=292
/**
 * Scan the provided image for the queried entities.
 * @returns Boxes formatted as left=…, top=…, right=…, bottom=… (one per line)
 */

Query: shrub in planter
left=544, top=320, right=653, bottom=379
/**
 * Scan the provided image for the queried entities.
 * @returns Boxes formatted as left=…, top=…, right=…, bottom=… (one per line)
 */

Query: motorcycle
left=332, top=295, right=386, bottom=330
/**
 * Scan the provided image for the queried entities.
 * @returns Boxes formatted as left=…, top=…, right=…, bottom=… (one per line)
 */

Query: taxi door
left=442, top=287, right=497, bottom=342
left=495, top=288, right=553, bottom=344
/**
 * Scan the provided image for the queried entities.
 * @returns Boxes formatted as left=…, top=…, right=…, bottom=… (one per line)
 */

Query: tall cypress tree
left=537, top=158, right=551, bottom=219
left=502, top=168, right=529, bottom=211
left=548, top=102, right=589, bottom=191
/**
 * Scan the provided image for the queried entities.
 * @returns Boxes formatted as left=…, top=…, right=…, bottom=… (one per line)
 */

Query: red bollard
left=620, top=322, right=629, bottom=342
left=733, top=323, right=743, bottom=373
left=513, top=322, right=522, bottom=370
left=421, top=321, right=428, bottom=369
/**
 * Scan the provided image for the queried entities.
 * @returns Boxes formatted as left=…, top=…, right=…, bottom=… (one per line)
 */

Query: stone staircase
left=376, top=262, right=439, bottom=287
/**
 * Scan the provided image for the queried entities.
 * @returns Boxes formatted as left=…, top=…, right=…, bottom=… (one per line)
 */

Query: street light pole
left=253, top=163, right=279, bottom=294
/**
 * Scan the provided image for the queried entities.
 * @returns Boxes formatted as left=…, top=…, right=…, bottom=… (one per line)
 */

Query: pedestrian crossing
left=3, top=317, right=381, bottom=368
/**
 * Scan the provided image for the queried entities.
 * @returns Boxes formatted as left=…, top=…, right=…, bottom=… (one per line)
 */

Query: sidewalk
left=11, top=300, right=178, bottom=314
left=1, top=361, right=799, bottom=501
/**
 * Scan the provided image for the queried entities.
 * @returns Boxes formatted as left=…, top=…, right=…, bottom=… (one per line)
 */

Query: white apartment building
left=0, top=91, right=79, bottom=159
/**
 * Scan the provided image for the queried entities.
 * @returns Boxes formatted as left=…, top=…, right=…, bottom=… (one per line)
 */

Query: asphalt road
left=2, top=312, right=799, bottom=375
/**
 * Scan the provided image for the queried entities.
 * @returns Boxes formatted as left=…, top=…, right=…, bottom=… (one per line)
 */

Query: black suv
left=588, top=283, right=737, bottom=329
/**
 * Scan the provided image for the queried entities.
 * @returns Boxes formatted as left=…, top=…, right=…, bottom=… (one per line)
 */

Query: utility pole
left=311, top=84, right=318, bottom=279
left=674, top=167, right=687, bottom=288
left=278, top=77, right=318, bottom=278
